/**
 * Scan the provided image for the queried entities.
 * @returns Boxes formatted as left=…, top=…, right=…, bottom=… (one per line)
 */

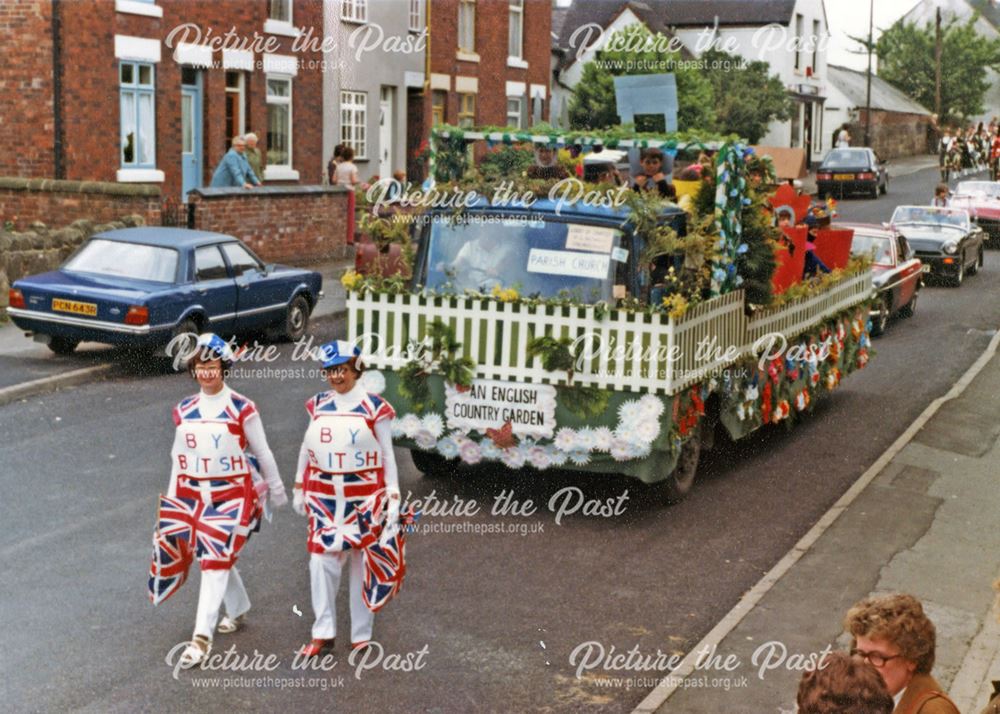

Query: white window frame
left=458, top=0, right=476, bottom=53
left=265, top=75, right=297, bottom=180
left=458, top=93, right=476, bottom=129
left=119, top=61, right=156, bottom=170
left=508, top=0, right=523, bottom=60
left=115, top=0, right=163, bottom=18
left=341, top=0, right=368, bottom=23
left=265, top=0, right=299, bottom=37
left=794, top=13, right=804, bottom=71
left=268, top=0, right=291, bottom=22
left=506, top=96, right=524, bottom=129
left=340, top=90, right=368, bottom=160
left=409, top=0, right=422, bottom=33
left=811, top=19, right=821, bottom=74
left=225, top=71, right=246, bottom=141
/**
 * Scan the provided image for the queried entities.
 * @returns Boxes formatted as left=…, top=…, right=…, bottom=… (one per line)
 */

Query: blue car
left=6, top=227, right=323, bottom=354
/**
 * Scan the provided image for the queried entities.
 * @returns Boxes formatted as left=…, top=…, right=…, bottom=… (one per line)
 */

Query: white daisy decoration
left=390, top=418, right=406, bottom=439
left=359, top=370, right=386, bottom=394
left=638, top=394, right=666, bottom=419
left=618, top=400, right=644, bottom=427
left=436, top=436, right=459, bottom=459
left=501, top=447, right=526, bottom=469
left=634, top=419, right=660, bottom=445
left=575, top=427, right=598, bottom=452
left=480, top=441, right=502, bottom=460
left=592, top=427, right=614, bottom=452
left=567, top=449, right=591, bottom=466
left=400, top=414, right=422, bottom=438
left=459, top=439, right=482, bottom=465
left=528, top=446, right=551, bottom=470
left=610, top=438, right=632, bottom=462
left=422, top=413, right=445, bottom=439
left=554, top=427, right=578, bottom=452
left=625, top=441, right=652, bottom=459
left=548, top=447, right=569, bottom=467
left=414, top=429, right=437, bottom=450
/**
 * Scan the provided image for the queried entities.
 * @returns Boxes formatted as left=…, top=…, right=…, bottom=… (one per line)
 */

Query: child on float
left=169, top=334, right=287, bottom=666
left=293, top=341, right=401, bottom=657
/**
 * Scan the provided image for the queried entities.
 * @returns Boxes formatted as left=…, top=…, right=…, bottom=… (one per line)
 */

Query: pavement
left=0, top=257, right=352, bottom=405
left=636, top=328, right=1000, bottom=713
left=799, top=153, right=941, bottom=195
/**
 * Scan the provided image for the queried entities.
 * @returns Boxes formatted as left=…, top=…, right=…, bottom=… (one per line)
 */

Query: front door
left=181, top=69, right=203, bottom=202
left=803, top=101, right=813, bottom=170
left=379, top=87, right=393, bottom=179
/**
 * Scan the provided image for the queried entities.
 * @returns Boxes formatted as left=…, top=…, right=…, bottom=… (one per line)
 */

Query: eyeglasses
left=850, top=648, right=904, bottom=667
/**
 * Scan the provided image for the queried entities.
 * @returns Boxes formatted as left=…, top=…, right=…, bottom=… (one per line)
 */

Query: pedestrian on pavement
left=293, top=341, right=403, bottom=658
left=796, top=650, right=894, bottom=714
left=632, top=148, right=676, bottom=199
left=844, top=593, right=960, bottom=714
left=244, top=132, right=263, bottom=184
left=163, top=333, right=287, bottom=667
left=327, top=143, right=346, bottom=185
left=210, top=136, right=260, bottom=189
left=333, top=146, right=360, bottom=187
left=836, top=123, right=851, bottom=148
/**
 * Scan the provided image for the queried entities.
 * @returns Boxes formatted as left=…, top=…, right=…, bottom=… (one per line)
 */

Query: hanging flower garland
left=711, top=143, right=753, bottom=296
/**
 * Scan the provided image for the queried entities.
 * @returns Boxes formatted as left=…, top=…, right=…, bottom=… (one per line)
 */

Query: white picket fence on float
left=347, top=271, right=872, bottom=397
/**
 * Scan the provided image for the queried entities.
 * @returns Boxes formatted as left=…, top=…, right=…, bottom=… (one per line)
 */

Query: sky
left=824, top=0, right=922, bottom=72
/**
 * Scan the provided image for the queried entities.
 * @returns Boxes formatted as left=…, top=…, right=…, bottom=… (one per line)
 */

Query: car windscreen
left=64, top=239, right=179, bottom=283
left=821, top=150, right=869, bottom=168
left=955, top=182, right=1000, bottom=199
left=891, top=207, right=967, bottom=230
left=850, top=233, right=892, bottom=265
left=422, top=216, right=623, bottom=302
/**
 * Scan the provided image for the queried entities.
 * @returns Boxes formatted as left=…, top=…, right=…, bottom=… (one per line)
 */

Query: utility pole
left=864, top=0, right=874, bottom=146
left=935, top=7, right=942, bottom=120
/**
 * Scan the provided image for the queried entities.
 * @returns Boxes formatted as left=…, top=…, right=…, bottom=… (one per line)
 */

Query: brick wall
left=51, top=0, right=325, bottom=199
left=188, top=185, right=350, bottom=264
left=0, top=0, right=55, bottom=178
left=0, top=176, right=161, bottom=231
left=428, top=0, right=551, bottom=127
left=853, top=111, right=933, bottom=159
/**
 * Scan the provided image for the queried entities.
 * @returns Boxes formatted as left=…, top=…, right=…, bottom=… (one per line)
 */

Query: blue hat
left=318, top=340, right=361, bottom=368
left=192, top=333, right=236, bottom=362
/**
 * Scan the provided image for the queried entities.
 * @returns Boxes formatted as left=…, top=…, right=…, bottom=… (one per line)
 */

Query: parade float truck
left=344, top=127, right=873, bottom=503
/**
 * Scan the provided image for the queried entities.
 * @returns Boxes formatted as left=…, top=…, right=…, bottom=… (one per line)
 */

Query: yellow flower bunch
left=340, top=269, right=363, bottom=291
left=491, top=285, right=519, bottom=302
left=661, top=293, right=689, bottom=320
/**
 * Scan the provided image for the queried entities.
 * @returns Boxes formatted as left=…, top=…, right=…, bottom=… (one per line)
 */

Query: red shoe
left=351, top=641, right=372, bottom=652
left=299, top=638, right=334, bottom=658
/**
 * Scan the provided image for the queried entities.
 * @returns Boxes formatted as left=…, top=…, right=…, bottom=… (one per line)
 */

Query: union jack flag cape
left=355, top=493, right=417, bottom=612
left=147, top=494, right=243, bottom=604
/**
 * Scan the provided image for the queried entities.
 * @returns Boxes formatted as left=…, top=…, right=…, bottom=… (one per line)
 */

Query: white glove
left=293, top=490, right=306, bottom=516
left=270, top=487, right=288, bottom=508
left=378, top=494, right=401, bottom=547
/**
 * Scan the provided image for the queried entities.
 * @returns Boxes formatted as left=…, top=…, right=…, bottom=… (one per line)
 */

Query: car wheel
left=48, top=336, right=79, bottom=355
left=658, top=422, right=702, bottom=505
left=282, top=295, right=310, bottom=342
left=169, top=317, right=199, bottom=363
left=899, top=291, right=917, bottom=318
left=870, top=183, right=879, bottom=199
left=411, top=449, right=456, bottom=478
left=871, top=295, right=891, bottom=336
left=953, top=260, right=965, bottom=287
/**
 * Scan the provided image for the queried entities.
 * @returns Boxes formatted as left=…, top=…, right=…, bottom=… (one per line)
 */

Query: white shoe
left=217, top=614, right=244, bottom=634
left=179, top=635, right=211, bottom=667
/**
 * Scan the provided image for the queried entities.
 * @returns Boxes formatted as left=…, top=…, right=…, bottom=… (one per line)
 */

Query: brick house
left=0, top=0, right=324, bottom=202
left=425, top=0, right=551, bottom=136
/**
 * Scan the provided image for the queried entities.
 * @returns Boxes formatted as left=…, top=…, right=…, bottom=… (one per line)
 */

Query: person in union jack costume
left=293, top=340, right=401, bottom=657
left=164, top=334, right=287, bottom=666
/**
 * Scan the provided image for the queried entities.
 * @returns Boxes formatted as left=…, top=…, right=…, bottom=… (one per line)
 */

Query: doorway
left=181, top=68, right=203, bottom=201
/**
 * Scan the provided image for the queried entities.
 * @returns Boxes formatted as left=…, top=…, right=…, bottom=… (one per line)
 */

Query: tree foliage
left=874, top=14, right=1000, bottom=122
left=567, top=26, right=791, bottom=140
left=568, top=25, right=716, bottom=132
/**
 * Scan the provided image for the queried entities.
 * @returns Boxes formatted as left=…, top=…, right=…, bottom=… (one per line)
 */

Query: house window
left=225, top=71, right=247, bottom=147
left=812, top=19, right=820, bottom=73
left=266, top=76, right=292, bottom=168
left=506, top=97, right=523, bottom=129
left=268, top=0, right=291, bottom=22
left=794, top=13, right=804, bottom=70
left=458, top=0, right=475, bottom=53
left=458, top=93, right=476, bottom=128
left=119, top=61, right=156, bottom=168
left=340, top=90, right=368, bottom=159
left=508, top=0, right=523, bottom=59
left=409, top=0, right=422, bottom=32
left=432, top=91, right=447, bottom=126
left=342, top=0, right=367, bottom=23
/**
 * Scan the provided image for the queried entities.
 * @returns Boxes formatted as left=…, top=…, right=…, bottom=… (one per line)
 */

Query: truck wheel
left=661, top=423, right=702, bottom=504
left=48, top=336, right=79, bottom=355
left=410, top=449, right=455, bottom=478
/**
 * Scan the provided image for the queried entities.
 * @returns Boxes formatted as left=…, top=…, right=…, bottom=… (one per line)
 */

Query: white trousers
left=193, top=566, right=251, bottom=639
left=310, top=550, right=374, bottom=643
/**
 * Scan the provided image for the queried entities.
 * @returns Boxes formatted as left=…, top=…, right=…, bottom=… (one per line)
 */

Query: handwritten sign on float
left=445, top=380, right=557, bottom=440
left=526, top=248, right=611, bottom=280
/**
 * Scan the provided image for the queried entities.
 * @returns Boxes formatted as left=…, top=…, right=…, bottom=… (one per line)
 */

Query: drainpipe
left=52, top=0, right=64, bottom=178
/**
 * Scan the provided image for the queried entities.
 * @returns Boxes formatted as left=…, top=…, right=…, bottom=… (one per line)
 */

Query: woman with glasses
left=293, top=340, right=401, bottom=658
left=162, top=333, right=287, bottom=667
left=843, top=594, right=959, bottom=713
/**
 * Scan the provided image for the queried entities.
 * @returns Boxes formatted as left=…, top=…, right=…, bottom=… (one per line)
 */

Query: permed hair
left=844, top=593, right=936, bottom=674
left=797, top=651, right=893, bottom=714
